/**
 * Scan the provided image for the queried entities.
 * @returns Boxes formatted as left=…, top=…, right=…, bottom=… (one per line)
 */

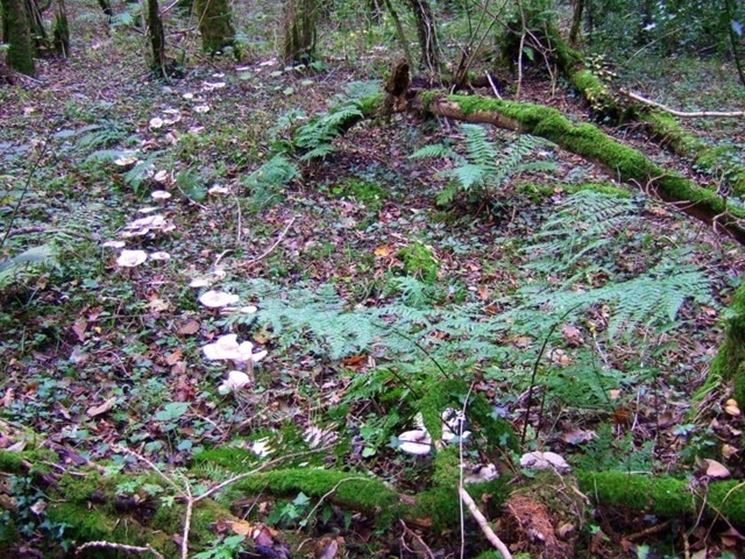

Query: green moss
left=432, top=446, right=460, bottom=487
left=565, top=182, right=631, bottom=198
left=331, top=177, right=387, bottom=210
left=412, top=479, right=509, bottom=532
left=516, top=182, right=556, bottom=202
left=570, top=70, right=611, bottom=112
left=193, top=446, right=257, bottom=473
left=399, top=241, right=438, bottom=283
left=0, top=449, right=55, bottom=476
left=442, top=94, right=745, bottom=226
left=232, top=467, right=401, bottom=526
left=48, top=502, right=177, bottom=554
left=1, top=0, right=35, bottom=76
left=194, top=0, right=235, bottom=53
left=707, top=283, right=745, bottom=405
left=578, top=471, right=745, bottom=524
left=641, top=111, right=703, bottom=156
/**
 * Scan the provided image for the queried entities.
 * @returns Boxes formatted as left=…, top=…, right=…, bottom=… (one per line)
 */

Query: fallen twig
left=245, top=215, right=296, bottom=266
left=75, top=540, right=164, bottom=558
left=459, top=486, right=512, bottom=559
left=620, top=89, right=745, bottom=118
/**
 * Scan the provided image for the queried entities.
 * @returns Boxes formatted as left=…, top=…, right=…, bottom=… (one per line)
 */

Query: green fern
left=413, top=124, right=557, bottom=203
left=294, top=81, right=380, bottom=161
left=528, top=190, right=641, bottom=276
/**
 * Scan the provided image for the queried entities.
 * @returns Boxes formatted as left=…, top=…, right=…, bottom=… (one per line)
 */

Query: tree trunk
left=1, top=0, right=35, bottom=75
left=146, top=0, right=166, bottom=75
left=569, top=0, right=584, bottom=45
left=383, top=0, right=413, bottom=69
left=405, top=0, right=440, bottom=75
left=283, top=0, right=316, bottom=65
left=194, top=0, right=235, bottom=53
left=52, top=0, right=69, bottom=57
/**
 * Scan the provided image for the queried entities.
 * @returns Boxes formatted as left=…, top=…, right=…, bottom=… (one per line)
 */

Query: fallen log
left=546, top=29, right=745, bottom=196
left=408, top=91, right=745, bottom=243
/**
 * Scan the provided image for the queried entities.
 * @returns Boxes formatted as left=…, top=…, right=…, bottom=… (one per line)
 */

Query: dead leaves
left=86, top=396, right=116, bottom=418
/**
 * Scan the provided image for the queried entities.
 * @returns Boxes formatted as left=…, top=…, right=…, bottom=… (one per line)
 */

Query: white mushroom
left=202, top=334, right=267, bottom=365
left=154, top=170, right=170, bottom=184
left=519, top=451, right=571, bottom=473
left=116, top=249, right=148, bottom=268
left=239, top=305, right=258, bottom=314
left=149, top=251, right=171, bottom=261
left=397, top=429, right=432, bottom=456
left=218, top=370, right=251, bottom=395
left=198, top=290, right=239, bottom=308
left=113, top=154, right=138, bottom=167
left=208, top=185, right=230, bottom=195
left=149, top=117, right=165, bottom=129
left=151, top=190, right=172, bottom=201
left=102, top=240, right=126, bottom=249
left=189, top=277, right=212, bottom=288
left=194, top=105, right=210, bottom=114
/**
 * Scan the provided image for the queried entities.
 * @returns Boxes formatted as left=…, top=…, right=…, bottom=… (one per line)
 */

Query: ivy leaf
left=155, top=402, right=189, bottom=422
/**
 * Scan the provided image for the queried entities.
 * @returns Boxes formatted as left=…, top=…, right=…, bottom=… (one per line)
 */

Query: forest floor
left=2, top=1, right=745, bottom=558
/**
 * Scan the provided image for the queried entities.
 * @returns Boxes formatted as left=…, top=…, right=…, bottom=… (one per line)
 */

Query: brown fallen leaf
left=315, top=537, right=342, bottom=559
left=562, top=428, right=596, bottom=445
left=165, top=349, right=183, bottom=366
left=72, top=317, right=87, bottom=342
left=725, top=399, right=741, bottom=417
left=703, top=458, right=730, bottom=479
left=87, top=397, right=116, bottom=418
left=228, top=519, right=253, bottom=536
left=374, top=245, right=394, bottom=258
left=561, top=324, right=583, bottom=347
left=178, top=320, right=200, bottom=335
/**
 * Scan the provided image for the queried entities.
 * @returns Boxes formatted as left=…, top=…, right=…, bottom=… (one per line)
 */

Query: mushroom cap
left=116, top=249, right=148, bottom=268
left=151, top=190, right=172, bottom=201
left=397, top=429, right=432, bottom=456
left=198, top=290, right=240, bottom=308
left=149, top=117, right=165, bottom=129
left=217, top=370, right=251, bottom=395
left=102, top=240, right=126, bottom=249
left=202, top=334, right=267, bottom=364
left=194, top=104, right=210, bottom=114
left=149, top=251, right=171, bottom=261
left=519, top=451, right=571, bottom=473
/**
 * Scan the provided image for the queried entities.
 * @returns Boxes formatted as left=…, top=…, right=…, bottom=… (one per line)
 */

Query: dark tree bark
left=283, top=0, right=317, bottom=65
left=52, top=0, right=69, bottom=57
left=405, top=0, right=440, bottom=74
left=194, top=0, right=235, bottom=53
left=1, top=0, right=35, bottom=75
left=569, top=0, right=584, bottom=45
left=146, top=0, right=166, bottom=75
left=383, top=0, right=413, bottom=68
left=96, top=0, right=112, bottom=17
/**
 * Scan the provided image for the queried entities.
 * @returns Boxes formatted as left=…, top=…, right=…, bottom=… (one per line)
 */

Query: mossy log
left=412, top=92, right=745, bottom=244
left=548, top=29, right=745, bottom=196
left=697, top=282, right=745, bottom=405
left=578, top=471, right=745, bottom=525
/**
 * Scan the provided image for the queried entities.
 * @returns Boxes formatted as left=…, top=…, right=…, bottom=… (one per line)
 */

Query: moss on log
left=415, top=92, right=745, bottom=243
left=546, top=29, right=745, bottom=197
left=578, top=471, right=745, bottom=525
left=698, top=282, right=745, bottom=405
